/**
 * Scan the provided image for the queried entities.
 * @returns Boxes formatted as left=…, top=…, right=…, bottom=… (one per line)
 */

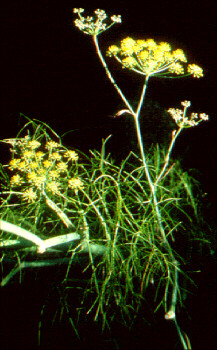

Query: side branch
left=1, top=242, right=107, bottom=287
left=0, top=219, right=80, bottom=253
left=93, top=35, right=135, bottom=116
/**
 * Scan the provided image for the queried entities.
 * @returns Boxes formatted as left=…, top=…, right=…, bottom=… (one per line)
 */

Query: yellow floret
left=121, top=57, right=137, bottom=68
left=187, top=64, right=203, bottom=78
left=107, top=45, right=120, bottom=56
left=120, top=37, right=136, bottom=55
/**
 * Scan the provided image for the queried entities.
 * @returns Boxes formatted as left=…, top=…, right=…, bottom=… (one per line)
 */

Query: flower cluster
left=6, top=136, right=84, bottom=202
left=168, top=101, right=209, bottom=128
left=107, top=37, right=203, bottom=78
left=73, top=8, right=121, bottom=35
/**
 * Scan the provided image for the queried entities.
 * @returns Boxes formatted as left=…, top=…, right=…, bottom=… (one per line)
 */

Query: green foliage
left=0, top=118, right=207, bottom=331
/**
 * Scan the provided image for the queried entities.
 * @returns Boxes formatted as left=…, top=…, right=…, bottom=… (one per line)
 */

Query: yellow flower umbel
left=73, top=8, right=121, bottom=36
left=6, top=135, right=84, bottom=200
left=3, top=132, right=85, bottom=228
left=107, top=37, right=203, bottom=78
left=23, top=188, right=38, bottom=203
left=68, top=177, right=84, bottom=195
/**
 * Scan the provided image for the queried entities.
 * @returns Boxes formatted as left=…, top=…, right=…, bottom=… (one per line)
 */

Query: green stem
left=164, top=262, right=191, bottom=349
left=135, top=75, right=149, bottom=116
left=132, top=77, right=169, bottom=244
left=174, top=318, right=191, bottom=349
left=93, top=35, right=135, bottom=116
left=133, top=76, right=153, bottom=188
left=155, top=127, right=183, bottom=185
left=42, top=189, right=74, bottom=228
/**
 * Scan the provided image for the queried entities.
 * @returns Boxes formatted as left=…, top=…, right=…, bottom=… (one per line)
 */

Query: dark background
left=1, top=0, right=217, bottom=206
left=0, top=0, right=216, bottom=349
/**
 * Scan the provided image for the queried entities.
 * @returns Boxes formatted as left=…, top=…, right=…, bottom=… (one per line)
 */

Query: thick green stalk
left=133, top=76, right=154, bottom=191
left=133, top=77, right=169, bottom=244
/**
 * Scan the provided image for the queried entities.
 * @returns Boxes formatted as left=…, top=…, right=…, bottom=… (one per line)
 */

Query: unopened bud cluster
left=73, top=8, right=121, bottom=35
left=168, top=101, right=209, bottom=128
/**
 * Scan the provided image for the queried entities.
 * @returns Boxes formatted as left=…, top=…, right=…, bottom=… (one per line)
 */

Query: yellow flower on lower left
left=10, top=174, right=23, bottom=186
left=23, top=188, right=38, bottom=202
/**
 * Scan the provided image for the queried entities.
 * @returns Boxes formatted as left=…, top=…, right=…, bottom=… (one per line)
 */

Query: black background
left=0, top=0, right=217, bottom=349
left=1, top=0, right=217, bottom=205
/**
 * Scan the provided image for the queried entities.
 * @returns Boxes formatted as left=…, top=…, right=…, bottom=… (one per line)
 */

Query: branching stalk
left=93, top=35, right=135, bottom=116
left=0, top=219, right=80, bottom=253
left=42, top=189, right=74, bottom=228
left=155, top=127, right=183, bottom=184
